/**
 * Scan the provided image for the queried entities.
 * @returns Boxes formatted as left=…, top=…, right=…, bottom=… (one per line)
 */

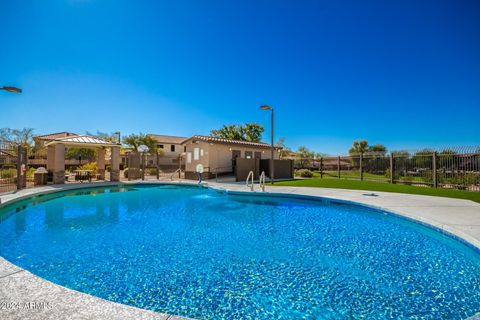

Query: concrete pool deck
left=0, top=181, right=479, bottom=320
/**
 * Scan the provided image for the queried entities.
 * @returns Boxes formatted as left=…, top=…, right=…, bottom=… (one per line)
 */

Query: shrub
left=0, top=168, right=17, bottom=179
left=123, top=168, right=128, bottom=178
left=296, top=169, right=314, bottom=178
left=146, top=167, right=157, bottom=176
left=26, top=167, right=36, bottom=181
left=78, top=162, right=97, bottom=172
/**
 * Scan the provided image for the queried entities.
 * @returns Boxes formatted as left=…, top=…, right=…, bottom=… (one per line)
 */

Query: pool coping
left=1, top=181, right=479, bottom=320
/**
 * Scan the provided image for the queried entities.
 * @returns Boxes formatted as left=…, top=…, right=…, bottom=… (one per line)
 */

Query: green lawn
left=314, top=170, right=389, bottom=181
left=313, top=170, right=428, bottom=183
left=275, top=178, right=480, bottom=203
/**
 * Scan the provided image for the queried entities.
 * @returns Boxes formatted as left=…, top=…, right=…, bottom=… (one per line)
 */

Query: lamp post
left=260, top=105, right=274, bottom=184
left=0, top=86, right=22, bottom=93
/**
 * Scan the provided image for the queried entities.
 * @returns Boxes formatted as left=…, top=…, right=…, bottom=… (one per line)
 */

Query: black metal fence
left=294, top=147, right=480, bottom=192
left=0, top=142, right=17, bottom=193
left=124, top=151, right=185, bottom=181
left=0, top=143, right=28, bottom=193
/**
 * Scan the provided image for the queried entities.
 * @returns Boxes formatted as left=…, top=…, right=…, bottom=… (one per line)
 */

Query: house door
left=232, top=150, right=241, bottom=172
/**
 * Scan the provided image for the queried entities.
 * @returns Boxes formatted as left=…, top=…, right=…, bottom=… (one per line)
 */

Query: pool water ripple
left=0, top=185, right=479, bottom=319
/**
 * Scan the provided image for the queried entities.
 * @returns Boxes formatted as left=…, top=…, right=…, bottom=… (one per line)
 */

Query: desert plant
left=295, top=146, right=315, bottom=169
left=0, top=168, right=17, bottom=179
left=146, top=167, right=158, bottom=175
left=78, top=162, right=97, bottom=172
left=296, top=169, right=314, bottom=178
left=122, top=133, right=157, bottom=152
left=26, top=167, right=36, bottom=181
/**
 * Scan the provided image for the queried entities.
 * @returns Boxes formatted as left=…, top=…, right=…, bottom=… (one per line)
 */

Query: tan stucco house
left=31, top=131, right=285, bottom=180
left=181, top=135, right=279, bottom=178
left=148, top=134, right=187, bottom=167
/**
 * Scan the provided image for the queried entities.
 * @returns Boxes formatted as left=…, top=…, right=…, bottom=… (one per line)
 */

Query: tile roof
left=34, top=132, right=78, bottom=141
left=148, top=134, right=188, bottom=144
left=187, top=135, right=274, bottom=148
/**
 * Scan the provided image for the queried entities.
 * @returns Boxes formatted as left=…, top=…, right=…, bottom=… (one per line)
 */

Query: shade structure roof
left=44, top=135, right=120, bottom=148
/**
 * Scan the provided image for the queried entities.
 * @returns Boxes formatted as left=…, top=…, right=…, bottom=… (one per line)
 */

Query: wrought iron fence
left=124, top=151, right=185, bottom=181
left=0, top=143, right=28, bottom=193
left=294, top=146, right=480, bottom=192
left=0, top=142, right=17, bottom=193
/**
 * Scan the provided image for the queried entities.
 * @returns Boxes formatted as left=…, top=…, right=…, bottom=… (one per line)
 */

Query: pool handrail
left=259, top=171, right=266, bottom=192
left=246, top=170, right=254, bottom=191
left=169, top=168, right=183, bottom=180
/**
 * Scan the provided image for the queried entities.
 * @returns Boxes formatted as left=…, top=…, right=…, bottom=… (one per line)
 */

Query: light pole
left=260, top=105, right=274, bottom=184
left=0, top=86, right=22, bottom=93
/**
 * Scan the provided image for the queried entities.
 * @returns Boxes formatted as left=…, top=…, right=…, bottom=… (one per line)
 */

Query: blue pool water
left=0, top=185, right=479, bottom=319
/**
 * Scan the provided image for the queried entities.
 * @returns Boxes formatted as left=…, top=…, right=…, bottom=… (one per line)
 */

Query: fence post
left=320, top=157, right=323, bottom=179
left=359, top=153, right=363, bottom=181
left=141, top=152, right=145, bottom=181
left=337, top=156, right=341, bottom=178
left=16, top=145, right=26, bottom=190
left=390, top=153, right=394, bottom=184
left=433, top=152, right=437, bottom=188
left=156, top=151, right=160, bottom=180
left=178, top=155, right=182, bottom=179
left=17, top=145, right=22, bottom=190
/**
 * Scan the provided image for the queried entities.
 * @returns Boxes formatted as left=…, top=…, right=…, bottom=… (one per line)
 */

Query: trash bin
left=34, top=167, right=48, bottom=186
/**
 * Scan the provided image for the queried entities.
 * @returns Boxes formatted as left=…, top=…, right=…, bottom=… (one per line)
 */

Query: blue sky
left=1, top=0, right=479, bottom=154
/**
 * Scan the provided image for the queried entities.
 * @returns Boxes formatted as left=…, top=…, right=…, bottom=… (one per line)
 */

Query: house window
left=184, top=146, right=186, bottom=152
left=171, top=145, right=175, bottom=152
left=200, top=149, right=204, bottom=156
left=187, top=152, right=192, bottom=163
left=194, top=147, right=199, bottom=160
left=159, top=144, right=164, bottom=149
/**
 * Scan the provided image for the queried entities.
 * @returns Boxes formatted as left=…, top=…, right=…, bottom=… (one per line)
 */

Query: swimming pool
left=0, top=184, right=478, bottom=319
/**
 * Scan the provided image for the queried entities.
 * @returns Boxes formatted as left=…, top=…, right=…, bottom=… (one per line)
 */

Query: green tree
left=211, top=125, right=244, bottom=140
left=438, top=149, right=457, bottom=170
left=211, top=123, right=264, bottom=142
left=66, top=148, right=96, bottom=160
left=122, top=133, right=157, bottom=152
left=275, top=137, right=290, bottom=159
left=296, top=146, right=315, bottom=169
left=368, top=144, right=387, bottom=155
left=0, top=127, right=35, bottom=147
left=244, top=123, right=264, bottom=142
left=391, top=150, right=410, bottom=157
left=412, top=148, right=434, bottom=168
left=86, top=131, right=119, bottom=143
left=314, top=152, right=328, bottom=159
left=349, top=140, right=369, bottom=155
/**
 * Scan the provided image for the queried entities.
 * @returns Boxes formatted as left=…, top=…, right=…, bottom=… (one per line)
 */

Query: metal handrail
left=170, top=168, right=182, bottom=180
left=246, top=170, right=254, bottom=191
left=211, top=166, right=234, bottom=182
left=259, top=171, right=266, bottom=192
